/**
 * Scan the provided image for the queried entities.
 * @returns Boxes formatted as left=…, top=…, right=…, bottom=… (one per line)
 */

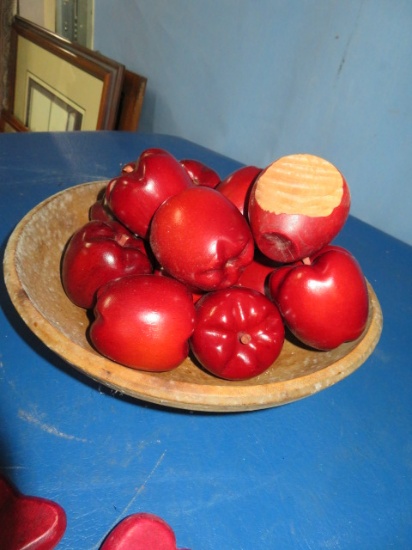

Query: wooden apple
left=236, top=249, right=279, bottom=295
left=268, top=245, right=369, bottom=350
left=149, top=186, right=255, bottom=292
left=105, top=148, right=193, bottom=239
left=248, top=154, right=351, bottom=263
left=90, top=274, right=196, bottom=372
left=0, top=474, right=66, bottom=549
left=180, top=158, right=221, bottom=188
left=100, top=512, right=189, bottom=550
left=216, top=165, right=261, bottom=215
left=190, top=287, right=284, bottom=380
left=61, top=220, right=153, bottom=309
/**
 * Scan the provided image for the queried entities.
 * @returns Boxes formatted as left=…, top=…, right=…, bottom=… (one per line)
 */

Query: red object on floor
left=0, top=474, right=66, bottom=550
left=100, top=512, right=190, bottom=550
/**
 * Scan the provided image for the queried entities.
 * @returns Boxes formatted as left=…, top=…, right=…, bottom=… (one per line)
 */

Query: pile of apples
left=61, top=148, right=369, bottom=380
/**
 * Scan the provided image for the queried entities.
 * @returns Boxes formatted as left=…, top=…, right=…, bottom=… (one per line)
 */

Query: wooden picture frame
left=115, top=69, right=147, bottom=131
left=3, top=15, right=125, bottom=131
left=0, top=110, right=29, bottom=133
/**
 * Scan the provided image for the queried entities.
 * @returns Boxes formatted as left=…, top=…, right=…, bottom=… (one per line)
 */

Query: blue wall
left=94, top=1, right=412, bottom=246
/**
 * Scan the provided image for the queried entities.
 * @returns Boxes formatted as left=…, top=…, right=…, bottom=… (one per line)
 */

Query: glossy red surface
left=216, top=165, right=261, bottom=215
left=180, top=158, right=221, bottom=188
left=90, top=274, right=196, bottom=371
left=269, top=245, right=369, bottom=350
left=101, top=513, right=185, bottom=550
left=191, top=286, right=285, bottom=379
left=105, top=148, right=193, bottom=238
left=61, top=219, right=152, bottom=309
left=150, top=186, right=255, bottom=291
left=0, top=475, right=66, bottom=550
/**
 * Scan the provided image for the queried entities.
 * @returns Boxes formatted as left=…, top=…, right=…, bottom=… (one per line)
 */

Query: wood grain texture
left=255, top=154, right=343, bottom=216
left=3, top=181, right=383, bottom=412
left=115, top=69, right=147, bottom=131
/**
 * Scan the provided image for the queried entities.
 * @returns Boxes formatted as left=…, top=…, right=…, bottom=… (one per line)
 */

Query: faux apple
left=0, top=474, right=67, bottom=550
left=268, top=245, right=369, bottom=350
left=237, top=249, right=279, bottom=295
left=89, top=274, right=196, bottom=371
left=191, top=286, right=284, bottom=380
left=100, top=512, right=190, bottom=550
left=89, top=198, right=114, bottom=222
left=149, top=186, right=255, bottom=292
left=216, top=165, right=261, bottom=215
left=105, top=148, right=193, bottom=238
left=180, top=158, right=221, bottom=188
left=62, top=220, right=153, bottom=309
left=248, top=154, right=351, bottom=263
left=88, top=187, right=115, bottom=222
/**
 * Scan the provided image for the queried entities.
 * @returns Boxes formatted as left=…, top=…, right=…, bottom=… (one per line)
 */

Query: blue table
left=1, top=131, right=411, bottom=549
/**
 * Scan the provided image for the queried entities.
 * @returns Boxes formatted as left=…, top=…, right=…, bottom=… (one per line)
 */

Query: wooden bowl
left=3, top=181, right=383, bottom=412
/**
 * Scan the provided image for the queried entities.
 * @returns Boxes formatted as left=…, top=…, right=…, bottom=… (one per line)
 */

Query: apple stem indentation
left=239, top=332, right=252, bottom=345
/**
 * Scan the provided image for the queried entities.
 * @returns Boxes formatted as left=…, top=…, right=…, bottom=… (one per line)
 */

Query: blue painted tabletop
left=0, top=131, right=411, bottom=549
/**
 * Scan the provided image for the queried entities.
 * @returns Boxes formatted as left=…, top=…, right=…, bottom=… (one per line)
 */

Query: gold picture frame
left=1, top=15, right=125, bottom=131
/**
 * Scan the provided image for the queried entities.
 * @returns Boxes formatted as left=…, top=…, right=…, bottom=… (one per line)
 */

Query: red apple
left=0, top=474, right=66, bottom=550
left=268, top=245, right=369, bottom=350
left=180, top=158, right=221, bottom=188
left=62, top=220, right=153, bottom=309
left=105, top=148, right=193, bottom=238
left=149, top=186, right=255, bottom=292
left=100, top=513, right=181, bottom=550
left=190, top=286, right=284, bottom=380
left=89, top=198, right=115, bottom=222
left=216, top=165, right=261, bottom=215
left=153, top=265, right=205, bottom=303
left=90, top=274, right=196, bottom=371
left=248, top=154, right=351, bottom=262
left=237, top=249, right=279, bottom=295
